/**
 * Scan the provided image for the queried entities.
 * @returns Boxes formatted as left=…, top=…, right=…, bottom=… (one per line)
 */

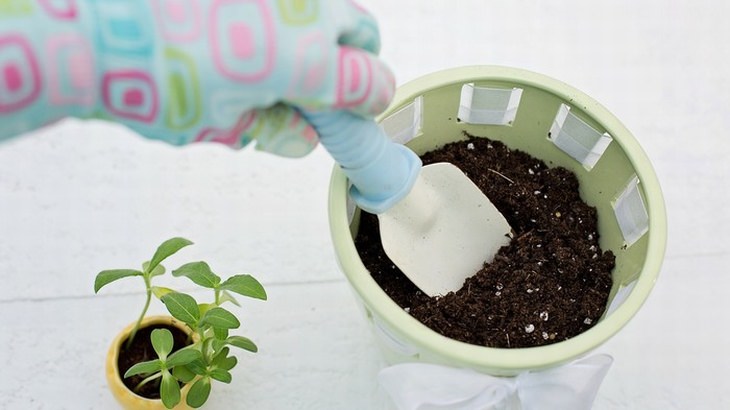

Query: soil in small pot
left=117, top=324, right=191, bottom=399
left=355, top=134, right=616, bottom=348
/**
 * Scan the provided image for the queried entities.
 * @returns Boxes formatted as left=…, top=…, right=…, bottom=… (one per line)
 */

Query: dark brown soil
left=117, top=324, right=191, bottom=398
left=355, top=135, right=615, bottom=348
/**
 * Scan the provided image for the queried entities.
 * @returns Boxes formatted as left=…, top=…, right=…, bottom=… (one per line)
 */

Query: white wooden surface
left=1, top=1, right=728, bottom=408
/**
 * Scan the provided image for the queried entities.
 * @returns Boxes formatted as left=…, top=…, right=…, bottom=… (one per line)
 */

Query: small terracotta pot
left=105, top=315, right=195, bottom=410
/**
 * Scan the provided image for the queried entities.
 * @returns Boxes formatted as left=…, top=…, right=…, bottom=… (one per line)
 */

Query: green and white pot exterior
left=327, top=66, right=667, bottom=376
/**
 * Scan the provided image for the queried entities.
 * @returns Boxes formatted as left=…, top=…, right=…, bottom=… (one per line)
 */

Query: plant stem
left=214, top=289, right=220, bottom=306
left=186, top=326, right=195, bottom=345
left=202, top=336, right=213, bottom=364
left=134, top=371, right=163, bottom=393
left=126, top=274, right=153, bottom=349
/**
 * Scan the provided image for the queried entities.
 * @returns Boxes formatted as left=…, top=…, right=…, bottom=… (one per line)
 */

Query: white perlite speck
left=525, top=324, right=535, bottom=333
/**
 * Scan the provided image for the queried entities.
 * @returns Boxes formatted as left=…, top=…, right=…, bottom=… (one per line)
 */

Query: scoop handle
left=304, top=111, right=421, bottom=214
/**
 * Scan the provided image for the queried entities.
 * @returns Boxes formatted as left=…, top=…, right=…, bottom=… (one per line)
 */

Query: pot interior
left=358, top=68, right=661, bottom=315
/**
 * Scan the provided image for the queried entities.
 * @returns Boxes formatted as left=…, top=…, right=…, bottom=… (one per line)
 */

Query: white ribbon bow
left=378, top=354, right=613, bottom=410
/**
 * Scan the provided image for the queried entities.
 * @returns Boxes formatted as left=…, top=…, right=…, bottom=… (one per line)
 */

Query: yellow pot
left=106, top=315, right=195, bottom=410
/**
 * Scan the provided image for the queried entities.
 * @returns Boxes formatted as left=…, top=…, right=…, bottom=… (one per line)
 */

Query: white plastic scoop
left=306, top=112, right=512, bottom=296
left=379, top=162, right=512, bottom=295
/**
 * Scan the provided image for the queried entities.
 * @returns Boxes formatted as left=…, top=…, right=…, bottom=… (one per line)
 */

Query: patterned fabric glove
left=0, top=0, right=395, bottom=157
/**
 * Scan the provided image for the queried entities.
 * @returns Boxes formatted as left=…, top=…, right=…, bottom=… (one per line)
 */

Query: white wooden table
left=1, top=1, right=728, bottom=408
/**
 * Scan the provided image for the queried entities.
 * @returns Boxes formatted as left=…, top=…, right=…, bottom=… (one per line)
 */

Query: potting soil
left=355, top=135, right=615, bottom=348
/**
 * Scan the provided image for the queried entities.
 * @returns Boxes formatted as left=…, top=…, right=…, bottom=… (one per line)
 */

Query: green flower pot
left=327, top=66, right=667, bottom=376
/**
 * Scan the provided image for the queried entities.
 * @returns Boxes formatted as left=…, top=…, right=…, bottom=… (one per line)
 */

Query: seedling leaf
left=218, top=290, right=241, bottom=307
left=201, top=307, right=240, bottom=329
left=173, top=365, right=196, bottom=383
left=186, top=358, right=208, bottom=375
left=151, top=328, right=174, bottom=359
left=166, top=347, right=202, bottom=368
left=218, top=355, right=237, bottom=371
left=124, top=360, right=162, bottom=378
left=226, top=336, right=258, bottom=353
left=94, top=269, right=142, bottom=293
left=172, top=261, right=220, bottom=288
left=187, top=377, right=212, bottom=408
left=212, top=348, right=237, bottom=370
left=151, top=286, right=175, bottom=299
left=209, top=368, right=232, bottom=384
left=148, top=237, right=193, bottom=274
left=142, top=261, right=166, bottom=277
left=212, top=327, right=229, bottom=341
left=219, top=274, right=267, bottom=300
left=198, top=303, right=215, bottom=318
left=211, top=347, right=230, bottom=366
left=160, top=370, right=181, bottom=409
left=212, top=338, right=225, bottom=353
left=161, top=292, right=200, bottom=326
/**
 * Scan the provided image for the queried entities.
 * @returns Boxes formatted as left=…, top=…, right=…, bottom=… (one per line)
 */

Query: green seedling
left=95, top=237, right=267, bottom=408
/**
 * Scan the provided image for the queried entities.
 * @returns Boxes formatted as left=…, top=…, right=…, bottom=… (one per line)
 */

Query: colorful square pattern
left=276, top=0, right=319, bottom=25
left=210, top=0, right=275, bottom=82
left=102, top=70, right=158, bottom=123
left=336, top=47, right=372, bottom=109
left=287, top=32, right=329, bottom=98
left=92, top=0, right=153, bottom=56
left=38, top=0, right=78, bottom=19
left=0, top=0, right=33, bottom=16
left=0, top=34, right=41, bottom=113
left=153, top=0, right=202, bottom=43
left=164, top=48, right=201, bottom=129
left=46, top=34, right=94, bottom=106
